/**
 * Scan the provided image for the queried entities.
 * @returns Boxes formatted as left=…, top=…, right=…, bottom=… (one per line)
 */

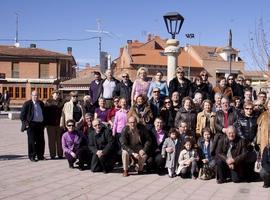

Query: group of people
left=19, top=67, right=270, bottom=188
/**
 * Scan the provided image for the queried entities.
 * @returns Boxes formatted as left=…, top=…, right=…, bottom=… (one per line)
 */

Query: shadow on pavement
left=0, top=154, right=27, bottom=161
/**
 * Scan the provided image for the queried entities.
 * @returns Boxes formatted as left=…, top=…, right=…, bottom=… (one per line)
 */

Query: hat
left=52, top=90, right=60, bottom=94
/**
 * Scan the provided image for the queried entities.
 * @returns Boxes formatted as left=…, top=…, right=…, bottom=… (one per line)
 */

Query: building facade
left=0, top=45, right=76, bottom=106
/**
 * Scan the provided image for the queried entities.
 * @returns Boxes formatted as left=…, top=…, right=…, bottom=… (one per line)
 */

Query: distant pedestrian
left=1, top=90, right=10, bottom=111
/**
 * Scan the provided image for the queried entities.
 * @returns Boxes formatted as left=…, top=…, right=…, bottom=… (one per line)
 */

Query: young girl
left=176, top=139, right=199, bottom=179
left=162, top=128, right=179, bottom=178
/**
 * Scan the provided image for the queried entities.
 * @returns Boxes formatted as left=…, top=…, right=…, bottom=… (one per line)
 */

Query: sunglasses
left=153, top=91, right=160, bottom=93
left=228, top=78, right=234, bottom=80
left=122, top=76, right=128, bottom=78
left=164, top=101, right=171, bottom=104
left=67, top=124, right=75, bottom=127
left=72, top=96, right=78, bottom=97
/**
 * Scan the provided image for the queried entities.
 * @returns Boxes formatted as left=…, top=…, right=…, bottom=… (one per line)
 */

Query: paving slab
left=0, top=119, right=269, bottom=200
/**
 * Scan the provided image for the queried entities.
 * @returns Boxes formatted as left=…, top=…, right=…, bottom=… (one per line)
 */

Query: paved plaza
left=0, top=119, right=269, bottom=200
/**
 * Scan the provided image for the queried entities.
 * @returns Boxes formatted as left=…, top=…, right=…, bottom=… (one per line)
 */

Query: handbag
left=254, top=150, right=262, bottom=173
left=198, top=163, right=215, bottom=180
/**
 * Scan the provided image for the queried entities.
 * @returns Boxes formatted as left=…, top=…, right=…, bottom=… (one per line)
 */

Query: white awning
left=59, top=87, right=88, bottom=91
left=215, top=69, right=242, bottom=74
left=28, top=79, right=57, bottom=83
left=5, top=78, right=28, bottom=82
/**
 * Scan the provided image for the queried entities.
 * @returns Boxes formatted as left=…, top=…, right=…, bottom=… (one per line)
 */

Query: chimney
left=30, top=44, right=36, bottom=48
left=147, top=33, right=152, bottom=42
left=67, top=47, right=72, bottom=55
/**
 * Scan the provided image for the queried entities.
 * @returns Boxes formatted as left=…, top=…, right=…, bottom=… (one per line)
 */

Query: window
left=9, top=87, right=14, bottom=98
left=39, top=63, right=49, bottom=78
left=43, top=88, right=48, bottom=99
left=21, top=87, right=26, bottom=98
left=37, top=88, right=42, bottom=98
left=12, top=63, right=19, bottom=78
left=15, top=87, right=20, bottom=98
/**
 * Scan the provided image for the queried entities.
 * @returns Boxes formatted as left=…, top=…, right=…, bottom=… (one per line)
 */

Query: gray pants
left=46, top=126, right=63, bottom=158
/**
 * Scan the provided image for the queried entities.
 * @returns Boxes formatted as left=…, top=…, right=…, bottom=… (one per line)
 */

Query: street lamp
left=163, top=12, right=184, bottom=39
left=163, top=12, right=184, bottom=84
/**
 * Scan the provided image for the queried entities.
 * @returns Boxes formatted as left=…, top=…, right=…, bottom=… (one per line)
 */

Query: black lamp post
left=163, top=12, right=184, bottom=39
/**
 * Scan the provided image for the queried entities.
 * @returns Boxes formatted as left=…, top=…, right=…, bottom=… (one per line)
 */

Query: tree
left=248, top=18, right=270, bottom=77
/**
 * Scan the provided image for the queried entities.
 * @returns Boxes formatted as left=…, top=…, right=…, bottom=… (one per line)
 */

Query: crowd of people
left=19, top=67, right=270, bottom=188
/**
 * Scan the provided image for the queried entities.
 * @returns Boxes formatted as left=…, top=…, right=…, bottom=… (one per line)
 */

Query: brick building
left=0, top=45, right=76, bottom=106
left=112, top=35, right=245, bottom=85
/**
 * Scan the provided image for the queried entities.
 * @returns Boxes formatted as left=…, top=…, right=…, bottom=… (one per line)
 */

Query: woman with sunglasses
left=159, top=97, right=177, bottom=131
left=62, top=119, right=90, bottom=170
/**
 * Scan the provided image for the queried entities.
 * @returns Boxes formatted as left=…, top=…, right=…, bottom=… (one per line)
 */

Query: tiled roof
left=60, top=76, right=92, bottom=86
left=130, top=48, right=202, bottom=67
left=0, top=45, right=73, bottom=59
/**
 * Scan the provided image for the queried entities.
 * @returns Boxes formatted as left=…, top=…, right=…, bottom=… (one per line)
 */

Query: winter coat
left=162, top=137, right=177, bottom=168
left=176, top=149, right=198, bottom=174
left=175, top=107, right=197, bottom=133
left=257, top=111, right=270, bottom=155
left=196, top=111, right=216, bottom=136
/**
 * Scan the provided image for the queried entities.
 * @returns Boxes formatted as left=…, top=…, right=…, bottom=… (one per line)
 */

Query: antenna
left=85, top=19, right=119, bottom=66
left=15, top=12, right=20, bottom=47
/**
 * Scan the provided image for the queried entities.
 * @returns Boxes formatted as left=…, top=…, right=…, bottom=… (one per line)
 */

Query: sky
left=1, top=0, right=270, bottom=70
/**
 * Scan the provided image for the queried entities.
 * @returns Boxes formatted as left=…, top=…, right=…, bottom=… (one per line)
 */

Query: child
left=162, top=128, right=179, bottom=178
left=176, top=139, right=199, bottom=179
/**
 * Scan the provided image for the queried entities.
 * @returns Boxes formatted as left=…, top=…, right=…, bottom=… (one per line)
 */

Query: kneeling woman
left=62, top=119, right=91, bottom=170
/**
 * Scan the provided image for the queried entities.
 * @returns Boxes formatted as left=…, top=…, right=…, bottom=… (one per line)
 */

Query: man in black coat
left=20, top=90, right=45, bottom=162
left=216, top=126, right=247, bottom=183
left=112, top=72, right=133, bottom=107
left=88, top=118, right=115, bottom=173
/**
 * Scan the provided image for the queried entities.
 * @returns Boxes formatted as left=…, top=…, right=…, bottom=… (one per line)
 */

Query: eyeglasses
left=67, top=124, right=75, bottom=127
left=93, top=123, right=101, bottom=127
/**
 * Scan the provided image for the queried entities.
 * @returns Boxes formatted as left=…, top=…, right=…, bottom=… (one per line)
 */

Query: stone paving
left=0, top=119, right=269, bottom=200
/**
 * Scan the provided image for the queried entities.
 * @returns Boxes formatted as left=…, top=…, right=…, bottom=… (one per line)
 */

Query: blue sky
left=1, top=0, right=270, bottom=70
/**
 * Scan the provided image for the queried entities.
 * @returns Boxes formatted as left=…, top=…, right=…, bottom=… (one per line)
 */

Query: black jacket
left=216, top=136, right=247, bottom=166
left=262, top=145, right=270, bottom=173
left=88, top=126, right=115, bottom=156
left=148, top=128, right=167, bottom=156
left=174, top=107, right=197, bottom=133
left=44, top=98, right=64, bottom=126
left=20, top=100, right=45, bottom=131
left=168, top=77, right=191, bottom=100
left=113, top=80, right=133, bottom=105
left=234, top=113, right=258, bottom=143
left=214, top=107, right=239, bottom=134
left=189, top=82, right=210, bottom=100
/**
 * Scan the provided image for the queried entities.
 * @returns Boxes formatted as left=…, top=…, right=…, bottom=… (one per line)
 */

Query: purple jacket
left=62, top=131, right=83, bottom=154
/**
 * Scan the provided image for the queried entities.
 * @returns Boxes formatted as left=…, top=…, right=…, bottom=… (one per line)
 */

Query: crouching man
left=120, top=116, right=152, bottom=177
